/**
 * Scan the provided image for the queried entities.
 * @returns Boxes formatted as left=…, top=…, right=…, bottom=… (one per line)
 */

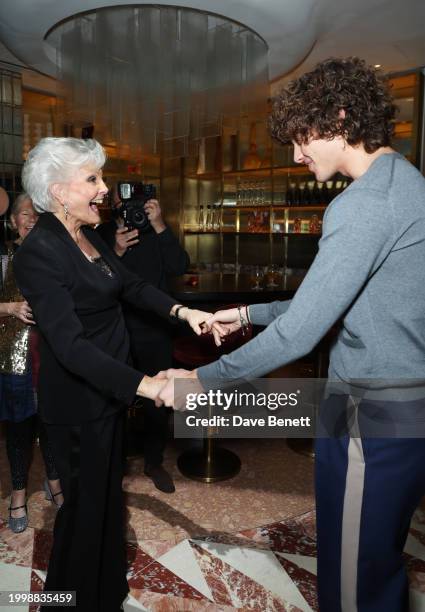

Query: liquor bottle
left=321, top=182, right=330, bottom=204
left=301, top=182, right=311, bottom=206
left=198, top=205, right=205, bottom=231
left=212, top=204, right=221, bottom=231
left=293, top=182, right=301, bottom=206
left=247, top=211, right=254, bottom=233
left=205, top=205, right=213, bottom=231
left=328, top=179, right=337, bottom=202
left=312, top=182, right=322, bottom=205
left=293, top=217, right=302, bottom=233
left=309, top=214, right=321, bottom=233
left=286, top=184, right=294, bottom=206
left=236, top=185, right=242, bottom=206
left=340, top=179, right=350, bottom=194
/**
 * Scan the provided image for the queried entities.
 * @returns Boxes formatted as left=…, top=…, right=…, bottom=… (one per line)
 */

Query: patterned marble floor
left=2, top=507, right=425, bottom=611
left=1, top=437, right=425, bottom=611
left=0, top=438, right=315, bottom=540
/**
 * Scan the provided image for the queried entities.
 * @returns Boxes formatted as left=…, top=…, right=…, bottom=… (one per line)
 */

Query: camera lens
left=133, top=209, right=148, bottom=229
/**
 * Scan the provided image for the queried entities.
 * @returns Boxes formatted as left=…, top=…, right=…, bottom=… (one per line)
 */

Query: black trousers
left=6, top=415, right=58, bottom=490
left=42, top=412, right=127, bottom=612
left=129, top=333, right=172, bottom=466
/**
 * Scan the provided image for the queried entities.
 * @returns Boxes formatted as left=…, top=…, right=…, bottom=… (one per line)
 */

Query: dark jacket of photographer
left=96, top=221, right=189, bottom=341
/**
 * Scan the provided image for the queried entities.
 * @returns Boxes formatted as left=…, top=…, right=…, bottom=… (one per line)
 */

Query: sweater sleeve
left=249, top=300, right=292, bottom=326
left=198, top=187, right=394, bottom=384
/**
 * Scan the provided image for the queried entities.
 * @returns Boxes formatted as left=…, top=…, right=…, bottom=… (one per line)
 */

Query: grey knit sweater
left=198, top=153, right=425, bottom=388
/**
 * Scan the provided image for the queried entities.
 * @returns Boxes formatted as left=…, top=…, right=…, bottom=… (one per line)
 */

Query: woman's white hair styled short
left=11, top=192, right=33, bottom=217
left=8, top=193, right=35, bottom=232
left=22, top=137, right=106, bottom=213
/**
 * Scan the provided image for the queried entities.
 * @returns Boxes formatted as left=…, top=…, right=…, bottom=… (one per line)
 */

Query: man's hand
left=8, top=300, right=35, bottom=325
left=144, top=199, right=166, bottom=234
left=114, top=227, right=139, bottom=257
left=209, top=321, right=232, bottom=346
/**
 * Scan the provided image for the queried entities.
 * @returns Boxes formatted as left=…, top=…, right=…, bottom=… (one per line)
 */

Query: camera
left=117, top=182, right=157, bottom=232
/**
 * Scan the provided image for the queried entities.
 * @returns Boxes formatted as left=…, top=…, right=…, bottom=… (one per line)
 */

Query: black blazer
left=13, top=213, right=177, bottom=425
left=96, top=221, right=189, bottom=336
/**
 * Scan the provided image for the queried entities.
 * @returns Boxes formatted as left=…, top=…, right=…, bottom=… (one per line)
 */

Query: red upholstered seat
left=173, top=306, right=252, bottom=483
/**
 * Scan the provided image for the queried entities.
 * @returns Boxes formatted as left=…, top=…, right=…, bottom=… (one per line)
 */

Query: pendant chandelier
left=47, top=5, right=270, bottom=160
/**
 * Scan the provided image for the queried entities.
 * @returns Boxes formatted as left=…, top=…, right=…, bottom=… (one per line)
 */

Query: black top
left=96, top=221, right=189, bottom=338
left=13, top=213, right=177, bottom=425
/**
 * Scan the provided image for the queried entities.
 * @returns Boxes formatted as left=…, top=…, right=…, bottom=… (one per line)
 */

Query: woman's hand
left=5, top=300, right=35, bottom=325
left=184, top=308, right=211, bottom=335
left=170, top=305, right=206, bottom=335
left=169, top=304, right=230, bottom=343
left=137, top=370, right=198, bottom=409
left=203, top=307, right=248, bottom=345
left=137, top=373, right=168, bottom=406
left=156, top=368, right=201, bottom=410
left=181, top=307, right=230, bottom=341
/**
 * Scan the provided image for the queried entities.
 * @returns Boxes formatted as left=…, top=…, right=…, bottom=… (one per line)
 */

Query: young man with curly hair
left=159, top=57, right=425, bottom=611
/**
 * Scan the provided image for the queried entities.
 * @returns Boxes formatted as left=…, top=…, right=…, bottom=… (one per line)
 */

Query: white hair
left=11, top=192, right=33, bottom=217
left=22, top=138, right=106, bottom=213
left=8, top=192, right=34, bottom=233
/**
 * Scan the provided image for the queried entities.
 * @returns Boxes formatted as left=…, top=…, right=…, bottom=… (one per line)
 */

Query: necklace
left=75, top=229, right=98, bottom=262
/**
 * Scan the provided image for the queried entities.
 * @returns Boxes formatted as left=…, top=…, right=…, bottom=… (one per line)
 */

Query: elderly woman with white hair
left=13, top=137, right=215, bottom=612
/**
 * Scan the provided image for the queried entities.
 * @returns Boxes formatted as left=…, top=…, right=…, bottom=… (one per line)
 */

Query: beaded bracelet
left=237, top=305, right=249, bottom=335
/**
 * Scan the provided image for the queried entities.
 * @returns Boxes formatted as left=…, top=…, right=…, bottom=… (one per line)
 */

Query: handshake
left=137, top=305, right=250, bottom=409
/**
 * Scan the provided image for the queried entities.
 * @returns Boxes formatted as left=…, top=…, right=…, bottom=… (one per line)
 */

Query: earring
left=64, top=203, right=69, bottom=220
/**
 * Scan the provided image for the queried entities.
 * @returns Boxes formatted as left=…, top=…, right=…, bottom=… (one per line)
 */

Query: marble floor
left=1, top=437, right=425, bottom=611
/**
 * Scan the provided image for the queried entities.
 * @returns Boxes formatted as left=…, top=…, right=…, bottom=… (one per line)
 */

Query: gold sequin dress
left=0, top=242, right=35, bottom=422
left=0, top=242, right=30, bottom=374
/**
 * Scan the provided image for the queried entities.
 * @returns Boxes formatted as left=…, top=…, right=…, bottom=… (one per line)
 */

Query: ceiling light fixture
left=47, top=6, right=270, bottom=160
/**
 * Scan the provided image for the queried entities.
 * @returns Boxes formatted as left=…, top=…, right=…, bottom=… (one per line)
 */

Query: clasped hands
left=179, top=304, right=248, bottom=345
left=138, top=306, right=249, bottom=408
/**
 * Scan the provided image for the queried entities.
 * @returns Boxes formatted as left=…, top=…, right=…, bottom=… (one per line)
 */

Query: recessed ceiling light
left=374, top=64, right=382, bottom=68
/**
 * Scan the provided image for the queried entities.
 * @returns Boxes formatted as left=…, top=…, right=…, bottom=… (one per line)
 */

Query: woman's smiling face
left=56, top=165, right=108, bottom=226
left=11, top=198, right=38, bottom=240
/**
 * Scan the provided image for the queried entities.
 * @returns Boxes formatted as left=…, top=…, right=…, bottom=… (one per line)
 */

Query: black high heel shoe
left=44, top=479, right=63, bottom=508
left=8, top=502, right=28, bottom=533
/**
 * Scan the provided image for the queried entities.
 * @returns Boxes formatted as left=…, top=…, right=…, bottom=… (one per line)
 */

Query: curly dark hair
left=269, top=57, right=398, bottom=153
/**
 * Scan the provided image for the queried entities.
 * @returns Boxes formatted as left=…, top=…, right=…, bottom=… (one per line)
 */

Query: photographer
left=96, top=184, right=189, bottom=493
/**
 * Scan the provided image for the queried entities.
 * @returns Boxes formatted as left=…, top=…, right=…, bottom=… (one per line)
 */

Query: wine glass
left=266, top=264, right=281, bottom=288
left=250, top=265, right=264, bottom=291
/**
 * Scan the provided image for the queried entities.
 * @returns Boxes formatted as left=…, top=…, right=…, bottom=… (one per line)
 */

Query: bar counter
left=171, top=271, right=305, bottom=307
